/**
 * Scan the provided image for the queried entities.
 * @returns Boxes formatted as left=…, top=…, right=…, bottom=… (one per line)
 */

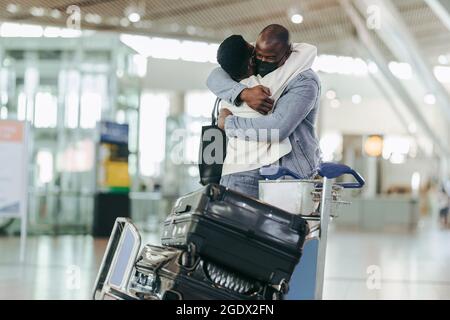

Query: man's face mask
left=255, top=59, right=278, bottom=77
left=254, top=45, right=292, bottom=77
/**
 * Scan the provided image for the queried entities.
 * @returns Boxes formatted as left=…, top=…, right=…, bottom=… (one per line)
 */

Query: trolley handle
left=317, top=162, right=365, bottom=189
left=259, top=165, right=302, bottom=180
left=259, top=163, right=365, bottom=189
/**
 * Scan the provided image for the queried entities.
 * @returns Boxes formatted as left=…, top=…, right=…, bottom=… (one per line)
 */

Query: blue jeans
left=220, top=168, right=262, bottom=199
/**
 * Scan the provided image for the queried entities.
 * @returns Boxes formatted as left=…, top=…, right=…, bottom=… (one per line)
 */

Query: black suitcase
left=161, top=183, right=309, bottom=290
left=129, top=245, right=280, bottom=300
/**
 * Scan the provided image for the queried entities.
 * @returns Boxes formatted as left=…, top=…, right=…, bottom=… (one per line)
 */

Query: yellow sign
left=103, top=161, right=130, bottom=188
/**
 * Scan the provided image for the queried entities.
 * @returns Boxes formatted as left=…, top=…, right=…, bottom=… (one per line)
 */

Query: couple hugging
left=206, top=24, right=322, bottom=199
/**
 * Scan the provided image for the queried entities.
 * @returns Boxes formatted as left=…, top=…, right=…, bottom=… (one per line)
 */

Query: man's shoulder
left=288, top=69, right=321, bottom=89
left=295, top=69, right=320, bottom=82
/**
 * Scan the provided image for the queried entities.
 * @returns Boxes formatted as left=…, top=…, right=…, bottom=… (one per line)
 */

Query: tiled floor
left=324, top=221, right=450, bottom=299
left=0, top=219, right=449, bottom=300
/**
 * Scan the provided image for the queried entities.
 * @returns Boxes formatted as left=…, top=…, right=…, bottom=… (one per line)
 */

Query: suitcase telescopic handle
left=174, top=203, right=191, bottom=214
left=259, top=163, right=365, bottom=189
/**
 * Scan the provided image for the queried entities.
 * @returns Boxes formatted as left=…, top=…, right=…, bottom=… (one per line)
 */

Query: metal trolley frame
left=92, top=163, right=364, bottom=300
left=259, top=163, right=365, bottom=300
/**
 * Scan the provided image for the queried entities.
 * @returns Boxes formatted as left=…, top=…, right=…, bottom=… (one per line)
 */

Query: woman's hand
left=218, top=108, right=233, bottom=130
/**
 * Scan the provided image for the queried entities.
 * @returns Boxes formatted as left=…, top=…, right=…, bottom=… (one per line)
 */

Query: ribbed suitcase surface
left=161, top=183, right=309, bottom=288
left=129, top=245, right=280, bottom=300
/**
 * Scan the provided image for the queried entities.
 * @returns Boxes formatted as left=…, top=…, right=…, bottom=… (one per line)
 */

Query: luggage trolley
left=259, top=162, right=365, bottom=300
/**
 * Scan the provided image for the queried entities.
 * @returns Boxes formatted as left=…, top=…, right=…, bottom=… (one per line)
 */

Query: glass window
left=79, top=74, right=107, bottom=129
left=34, top=91, right=57, bottom=128
left=80, top=92, right=101, bottom=129
left=57, top=139, right=95, bottom=173
left=127, top=54, right=147, bottom=78
left=25, top=67, right=39, bottom=123
left=17, top=91, right=27, bottom=121
left=66, top=92, right=80, bottom=128
left=36, top=150, right=53, bottom=185
left=139, top=92, right=170, bottom=176
left=61, top=70, right=81, bottom=129
left=126, top=109, right=138, bottom=153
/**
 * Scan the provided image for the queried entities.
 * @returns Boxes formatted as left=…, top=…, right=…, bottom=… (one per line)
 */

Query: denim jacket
left=206, top=67, right=322, bottom=178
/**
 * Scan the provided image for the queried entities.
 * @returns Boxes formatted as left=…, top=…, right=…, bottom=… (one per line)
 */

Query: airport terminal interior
left=0, top=0, right=450, bottom=300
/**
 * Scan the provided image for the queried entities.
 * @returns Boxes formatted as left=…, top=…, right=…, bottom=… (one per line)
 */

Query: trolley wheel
left=272, top=291, right=282, bottom=300
left=279, top=279, right=289, bottom=295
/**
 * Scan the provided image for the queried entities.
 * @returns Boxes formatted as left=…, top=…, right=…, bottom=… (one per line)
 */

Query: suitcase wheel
left=162, top=290, right=182, bottom=300
left=180, top=251, right=193, bottom=267
left=180, top=243, right=197, bottom=268
left=208, top=184, right=222, bottom=200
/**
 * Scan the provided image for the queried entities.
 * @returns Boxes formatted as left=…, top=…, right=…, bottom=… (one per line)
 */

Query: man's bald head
left=254, top=24, right=292, bottom=76
left=258, top=24, right=290, bottom=51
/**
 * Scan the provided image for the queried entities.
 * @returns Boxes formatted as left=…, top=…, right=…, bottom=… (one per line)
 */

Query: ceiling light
left=128, top=12, right=141, bottom=23
left=120, top=17, right=130, bottom=27
left=0, top=23, right=43, bottom=37
left=106, top=17, right=120, bottom=25
left=85, top=13, right=102, bottom=24
left=170, top=23, right=180, bottom=32
left=291, top=14, right=304, bottom=24
left=50, top=9, right=61, bottom=19
left=330, top=99, right=340, bottom=108
left=367, top=61, right=379, bottom=74
left=134, top=20, right=152, bottom=29
left=424, top=93, right=436, bottom=105
left=438, top=55, right=448, bottom=65
left=434, top=65, right=450, bottom=83
left=389, top=153, right=406, bottom=164
left=388, top=61, right=412, bottom=80
left=6, top=4, right=19, bottom=14
left=352, top=94, right=362, bottom=104
left=30, top=7, right=45, bottom=17
left=186, top=26, right=197, bottom=35
left=195, top=27, right=206, bottom=37
left=326, top=90, right=336, bottom=100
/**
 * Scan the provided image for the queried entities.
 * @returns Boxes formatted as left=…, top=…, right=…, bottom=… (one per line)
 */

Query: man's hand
left=239, top=85, right=274, bottom=115
left=218, top=108, right=233, bottom=130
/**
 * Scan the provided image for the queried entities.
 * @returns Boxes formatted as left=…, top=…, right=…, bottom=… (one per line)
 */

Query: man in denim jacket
left=207, top=25, right=322, bottom=198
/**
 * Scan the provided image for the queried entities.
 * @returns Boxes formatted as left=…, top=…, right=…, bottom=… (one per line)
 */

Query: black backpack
left=198, top=98, right=227, bottom=185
